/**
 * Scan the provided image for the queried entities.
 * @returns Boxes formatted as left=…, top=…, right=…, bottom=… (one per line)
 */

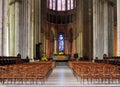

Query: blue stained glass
left=58, top=34, right=64, bottom=51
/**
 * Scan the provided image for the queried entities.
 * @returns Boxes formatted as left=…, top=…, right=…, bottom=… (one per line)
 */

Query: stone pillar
left=117, top=0, right=120, bottom=55
left=26, top=0, right=31, bottom=58
left=79, top=36, right=81, bottom=57
left=18, top=0, right=29, bottom=58
left=0, top=0, right=2, bottom=56
left=76, top=0, right=83, bottom=57
left=76, top=33, right=80, bottom=57
left=97, top=0, right=104, bottom=59
left=29, top=0, right=42, bottom=59
left=65, top=38, right=68, bottom=54
left=54, top=38, right=57, bottom=54
left=19, top=0, right=23, bottom=57
left=15, top=1, right=19, bottom=55
left=72, top=39, right=76, bottom=57
left=28, top=0, right=31, bottom=57
left=108, top=2, right=114, bottom=56
left=3, top=0, right=9, bottom=56
left=46, top=39, right=48, bottom=57
left=9, top=0, right=15, bottom=56
left=47, top=39, right=51, bottom=58
left=30, top=0, right=35, bottom=59
left=43, top=35, right=46, bottom=55
left=18, top=0, right=35, bottom=59
left=39, top=0, right=41, bottom=43
left=23, top=0, right=27, bottom=58
left=35, top=0, right=39, bottom=44
left=93, top=0, right=105, bottom=59
left=103, top=0, right=108, bottom=55
left=83, top=0, right=93, bottom=59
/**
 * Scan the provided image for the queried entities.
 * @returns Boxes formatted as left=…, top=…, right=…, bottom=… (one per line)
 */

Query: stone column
left=30, top=0, right=35, bottom=59
left=43, top=35, right=46, bottom=55
left=93, top=0, right=97, bottom=59
left=23, top=0, right=27, bottom=58
left=15, top=1, right=19, bottom=55
left=19, top=0, right=23, bottom=57
left=83, top=0, right=93, bottom=59
left=54, top=38, right=57, bottom=54
left=93, top=0, right=105, bottom=59
left=39, top=0, right=41, bottom=43
left=34, top=0, right=39, bottom=58
left=76, top=0, right=83, bottom=57
left=72, top=39, right=76, bottom=57
left=65, top=38, right=68, bottom=54
left=26, top=0, right=31, bottom=58
left=76, top=33, right=80, bottom=57
left=3, top=0, right=9, bottom=56
left=19, top=0, right=28, bottom=58
left=79, top=32, right=83, bottom=57
left=28, top=0, right=31, bottom=57
left=98, top=0, right=104, bottom=59
left=47, top=39, right=51, bottom=58
left=46, top=39, right=48, bottom=57
left=9, top=0, right=15, bottom=56
left=0, top=0, right=2, bottom=55
left=103, top=0, right=108, bottom=55
left=108, top=2, right=114, bottom=56
left=117, top=0, right=120, bottom=55
left=35, top=0, right=39, bottom=44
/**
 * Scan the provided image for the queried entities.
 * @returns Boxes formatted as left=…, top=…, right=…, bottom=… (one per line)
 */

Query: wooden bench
left=103, top=56, right=120, bottom=66
left=0, top=56, right=21, bottom=66
left=0, top=54, right=29, bottom=66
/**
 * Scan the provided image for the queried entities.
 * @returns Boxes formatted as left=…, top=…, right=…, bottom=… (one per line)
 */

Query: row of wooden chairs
left=68, top=61, right=120, bottom=84
left=0, top=61, right=56, bottom=85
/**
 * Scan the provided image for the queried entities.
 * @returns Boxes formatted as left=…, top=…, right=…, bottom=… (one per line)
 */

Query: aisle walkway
left=45, top=66, right=79, bottom=86
left=44, top=66, right=120, bottom=86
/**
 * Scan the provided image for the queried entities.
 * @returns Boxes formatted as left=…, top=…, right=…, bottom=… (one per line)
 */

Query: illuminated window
left=49, top=0, right=52, bottom=9
left=53, top=0, right=56, bottom=10
left=57, top=0, right=62, bottom=11
left=62, top=0, right=66, bottom=11
left=58, top=34, right=64, bottom=52
left=67, top=0, right=70, bottom=10
left=71, top=0, right=73, bottom=9
left=47, top=0, right=76, bottom=11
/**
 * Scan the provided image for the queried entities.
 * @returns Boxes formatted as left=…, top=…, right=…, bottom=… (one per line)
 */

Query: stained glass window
left=58, top=34, right=64, bottom=51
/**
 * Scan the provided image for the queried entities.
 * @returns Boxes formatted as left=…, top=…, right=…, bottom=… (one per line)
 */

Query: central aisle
left=45, top=66, right=80, bottom=86
left=44, top=66, right=119, bottom=86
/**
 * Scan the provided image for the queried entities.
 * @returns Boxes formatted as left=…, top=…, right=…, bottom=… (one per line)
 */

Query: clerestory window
left=47, top=0, right=76, bottom=11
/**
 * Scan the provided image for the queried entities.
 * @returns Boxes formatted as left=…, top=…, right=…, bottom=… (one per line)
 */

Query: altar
left=52, top=54, right=69, bottom=61
left=52, top=54, right=69, bottom=66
